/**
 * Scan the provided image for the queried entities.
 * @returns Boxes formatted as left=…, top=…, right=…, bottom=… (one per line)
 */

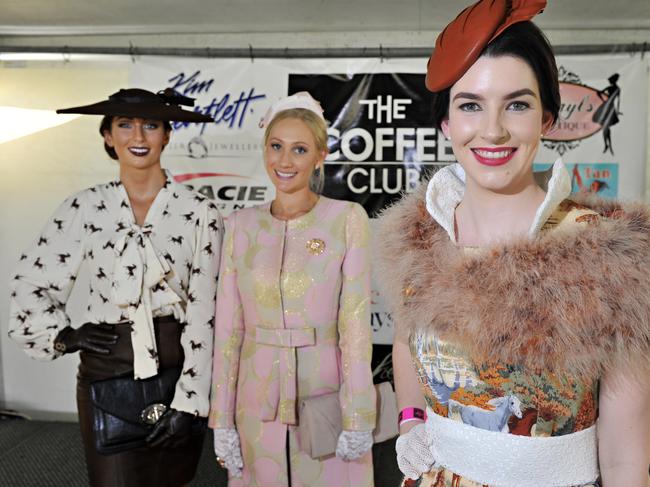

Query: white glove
left=395, top=422, right=435, bottom=480
left=213, top=427, right=243, bottom=478
left=335, top=430, right=373, bottom=461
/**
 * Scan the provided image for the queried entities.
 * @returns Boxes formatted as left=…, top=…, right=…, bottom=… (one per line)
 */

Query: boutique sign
left=547, top=82, right=604, bottom=141
left=542, top=68, right=622, bottom=157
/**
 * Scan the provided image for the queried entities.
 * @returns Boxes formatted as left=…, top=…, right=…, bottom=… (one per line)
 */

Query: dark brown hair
left=99, top=116, right=172, bottom=160
left=431, top=21, right=560, bottom=129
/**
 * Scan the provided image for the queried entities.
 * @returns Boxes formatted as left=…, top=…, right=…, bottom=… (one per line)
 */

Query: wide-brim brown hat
left=56, top=88, right=214, bottom=123
left=425, top=0, right=547, bottom=92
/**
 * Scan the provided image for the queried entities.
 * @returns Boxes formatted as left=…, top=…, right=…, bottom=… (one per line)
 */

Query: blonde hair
left=263, top=108, right=328, bottom=193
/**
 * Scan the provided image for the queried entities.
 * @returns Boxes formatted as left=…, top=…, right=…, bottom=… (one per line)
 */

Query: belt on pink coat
left=255, top=327, right=316, bottom=348
left=252, top=326, right=329, bottom=425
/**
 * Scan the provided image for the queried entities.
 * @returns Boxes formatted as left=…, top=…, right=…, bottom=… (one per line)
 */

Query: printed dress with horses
left=409, top=331, right=599, bottom=487
left=393, top=162, right=603, bottom=487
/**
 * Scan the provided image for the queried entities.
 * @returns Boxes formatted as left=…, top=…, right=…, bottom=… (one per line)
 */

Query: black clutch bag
left=89, top=367, right=205, bottom=455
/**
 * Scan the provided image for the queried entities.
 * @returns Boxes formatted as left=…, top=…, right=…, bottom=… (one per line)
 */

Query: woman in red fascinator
left=378, top=1, right=650, bottom=486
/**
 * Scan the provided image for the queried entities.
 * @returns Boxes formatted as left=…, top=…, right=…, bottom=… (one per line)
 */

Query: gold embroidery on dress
left=281, top=271, right=311, bottom=299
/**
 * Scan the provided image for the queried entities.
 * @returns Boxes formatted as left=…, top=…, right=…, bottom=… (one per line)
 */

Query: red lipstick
left=471, top=147, right=517, bottom=166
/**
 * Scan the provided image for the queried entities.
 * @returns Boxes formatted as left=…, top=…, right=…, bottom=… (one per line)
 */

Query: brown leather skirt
left=76, top=316, right=204, bottom=487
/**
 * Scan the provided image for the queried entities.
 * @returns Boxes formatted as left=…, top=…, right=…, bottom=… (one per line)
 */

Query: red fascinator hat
left=425, top=0, right=547, bottom=92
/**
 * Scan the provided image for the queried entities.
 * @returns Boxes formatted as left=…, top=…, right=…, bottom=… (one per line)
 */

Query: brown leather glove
left=146, top=408, right=195, bottom=448
left=53, top=323, right=119, bottom=355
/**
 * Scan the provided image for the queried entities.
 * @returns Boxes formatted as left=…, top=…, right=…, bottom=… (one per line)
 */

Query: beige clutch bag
left=298, top=381, right=398, bottom=459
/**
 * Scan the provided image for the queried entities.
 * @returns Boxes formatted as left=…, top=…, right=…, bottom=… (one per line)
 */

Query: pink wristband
left=398, top=407, right=426, bottom=426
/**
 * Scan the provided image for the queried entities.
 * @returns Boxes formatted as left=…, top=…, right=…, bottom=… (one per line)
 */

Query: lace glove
left=395, top=422, right=435, bottom=480
left=213, top=428, right=243, bottom=478
left=145, top=408, right=195, bottom=448
left=335, top=430, right=373, bottom=461
left=53, top=323, right=119, bottom=355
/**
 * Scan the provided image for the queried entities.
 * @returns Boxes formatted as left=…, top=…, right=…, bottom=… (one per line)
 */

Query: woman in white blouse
left=8, top=88, right=223, bottom=487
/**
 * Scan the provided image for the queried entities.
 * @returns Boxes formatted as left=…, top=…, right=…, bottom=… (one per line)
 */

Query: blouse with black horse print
left=8, top=171, right=223, bottom=417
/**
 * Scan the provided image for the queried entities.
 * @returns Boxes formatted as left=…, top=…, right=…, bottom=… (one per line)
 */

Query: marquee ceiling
left=2, top=0, right=649, bottom=36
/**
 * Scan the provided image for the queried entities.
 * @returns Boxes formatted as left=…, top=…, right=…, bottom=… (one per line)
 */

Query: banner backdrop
left=129, top=55, right=647, bottom=381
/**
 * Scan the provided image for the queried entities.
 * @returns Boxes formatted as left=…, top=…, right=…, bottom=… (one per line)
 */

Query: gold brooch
left=306, top=238, right=326, bottom=255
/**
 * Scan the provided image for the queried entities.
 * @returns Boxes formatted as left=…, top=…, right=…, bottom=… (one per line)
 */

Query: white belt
left=426, top=407, right=599, bottom=487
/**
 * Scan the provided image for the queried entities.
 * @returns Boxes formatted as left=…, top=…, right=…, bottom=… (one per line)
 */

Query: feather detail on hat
left=425, top=0, right=546, bottom=92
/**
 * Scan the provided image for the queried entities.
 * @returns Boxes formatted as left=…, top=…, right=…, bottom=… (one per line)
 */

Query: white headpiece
left=259, top=91, right=326, bottom=128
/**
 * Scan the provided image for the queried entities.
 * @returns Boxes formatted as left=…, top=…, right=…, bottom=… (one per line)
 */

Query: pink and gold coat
left=209, top=196, right=376, bottom=487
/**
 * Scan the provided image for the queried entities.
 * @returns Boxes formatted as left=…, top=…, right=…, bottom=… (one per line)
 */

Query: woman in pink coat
left=209, top=92, right=376, bottom=487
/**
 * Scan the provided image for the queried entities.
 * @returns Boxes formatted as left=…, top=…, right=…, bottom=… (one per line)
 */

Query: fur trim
left=377, top=184, right=650, bottom=380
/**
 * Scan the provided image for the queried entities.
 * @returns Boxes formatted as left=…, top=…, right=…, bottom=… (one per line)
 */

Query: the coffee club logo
left=543, top=67, right=622, bottom=156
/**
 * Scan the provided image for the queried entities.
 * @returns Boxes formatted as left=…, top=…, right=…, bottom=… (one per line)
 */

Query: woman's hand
left=213, top=428, right=243, bottom=478
left=395, top=422, right=435, bottom=480
left=392, top=331, right=433, bottom=479
left=335, top=430, right=373, bottom=461
left=53, top=323, right=119, bottom=354
left=145, top=408, right=195, bottom=448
